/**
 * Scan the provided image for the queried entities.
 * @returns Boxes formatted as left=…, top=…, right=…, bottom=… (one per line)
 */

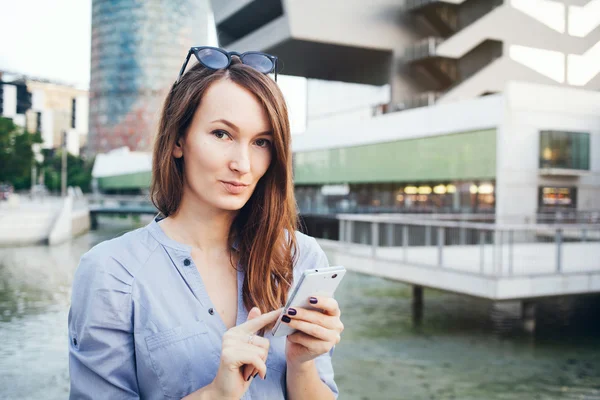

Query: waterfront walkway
left=319, top=214, right=600, bottom=301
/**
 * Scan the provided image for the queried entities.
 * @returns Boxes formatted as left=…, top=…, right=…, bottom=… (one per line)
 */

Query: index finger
left=239, top=308, right=283, bottom=333
left=309, top=295, right=341, bottom=316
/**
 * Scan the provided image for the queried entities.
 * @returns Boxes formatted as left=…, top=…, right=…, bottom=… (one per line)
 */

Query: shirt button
left=72, top=338, right=77, bottom=346
left=183, top=258, right=191, bottom=266
left=208, top=308, right=215, bottom=315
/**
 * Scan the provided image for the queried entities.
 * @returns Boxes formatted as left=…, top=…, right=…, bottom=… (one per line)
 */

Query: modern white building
left=209, top=0, right=600, bottom=222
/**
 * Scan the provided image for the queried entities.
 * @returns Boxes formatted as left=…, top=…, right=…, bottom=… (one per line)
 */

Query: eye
left=211, top=129, right=231, bottom=140
left=255, top=138, right=272, bottom=148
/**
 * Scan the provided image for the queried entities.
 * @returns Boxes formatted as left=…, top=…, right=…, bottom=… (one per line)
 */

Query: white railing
left=334, top=214, right=600, bottom=277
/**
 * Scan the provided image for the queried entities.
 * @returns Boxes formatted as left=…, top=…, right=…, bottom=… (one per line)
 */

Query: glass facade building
left=89, top=0, right=210, bottom=154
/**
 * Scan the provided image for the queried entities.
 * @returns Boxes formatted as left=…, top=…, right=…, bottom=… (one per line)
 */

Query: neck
left=162, top=194, right=237, bottom=255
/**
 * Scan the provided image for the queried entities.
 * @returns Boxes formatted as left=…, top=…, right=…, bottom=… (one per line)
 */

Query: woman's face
left=173, top=78, right=273, bottom=214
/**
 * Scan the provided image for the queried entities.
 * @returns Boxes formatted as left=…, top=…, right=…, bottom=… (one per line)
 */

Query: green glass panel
left=97, top=171, right=151, bottom=190
left=294, top=129, right=496, bottom=184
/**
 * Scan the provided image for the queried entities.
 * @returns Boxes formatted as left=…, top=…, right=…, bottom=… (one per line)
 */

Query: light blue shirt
left=68, top=218, right=338, bottom=399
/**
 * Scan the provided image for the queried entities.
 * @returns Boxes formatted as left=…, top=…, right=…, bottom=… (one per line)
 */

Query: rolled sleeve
left=68, top=248, right=140, bottom=399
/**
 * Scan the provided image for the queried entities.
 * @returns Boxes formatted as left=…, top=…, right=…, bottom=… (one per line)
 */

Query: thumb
left=246, top=306, right=262, bottom=322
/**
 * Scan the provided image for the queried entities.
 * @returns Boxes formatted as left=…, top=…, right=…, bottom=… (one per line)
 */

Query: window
left=539, top=130, right=590, bottom=170
left=71, top=98, right=77, bottom=129
left=538, top=186, right=577, bottom=209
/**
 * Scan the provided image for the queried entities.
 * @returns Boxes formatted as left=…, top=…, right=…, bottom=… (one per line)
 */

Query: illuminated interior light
left=418, top=186, right=432, bottom=195
left=478, top=184, right=494, bottom=194
left=404, top=186, right=418, bottom=194
left=433, top=185, right=447, bottom=194
left=470, top=185, right=479, bottom=194
left=446, top=185, right=456, bottom=193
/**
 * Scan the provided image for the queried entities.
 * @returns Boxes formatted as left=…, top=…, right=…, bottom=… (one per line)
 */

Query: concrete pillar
left=371, top=222, right=379, bottom=257
left=523, top=301, right=536, bottom=334
left=386, top=223, right=394, bottom=246
left=90, top=212, right=98, bottom=230
left=412, top=285, right=424, bottom=327
left=346, top=220, right=353, bottom=244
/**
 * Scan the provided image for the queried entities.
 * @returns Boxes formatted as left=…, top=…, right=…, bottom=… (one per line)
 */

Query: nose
left=229, top=144, right=251, bottom=174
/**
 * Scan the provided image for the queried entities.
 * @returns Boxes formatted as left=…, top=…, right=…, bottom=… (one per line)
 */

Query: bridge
left=87, top=195, right=157, bottom=229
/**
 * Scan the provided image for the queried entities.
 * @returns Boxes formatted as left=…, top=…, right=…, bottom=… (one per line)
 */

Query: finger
left=283, top=317, right=337, bottom=343
left=238, top=308, right=282, bottom=334
left=285, top=307, right=340, bottom=331
left=242, top=336, right=270, bottom=381
left=246, top=306, right=262, bottom=322
left=222, top=346, right=267, bottom=380
left=308, top=295, right=341, bottom=316
left=287, top=331, right=333, bottom=354
left=244, top=307, right=262, bottom=381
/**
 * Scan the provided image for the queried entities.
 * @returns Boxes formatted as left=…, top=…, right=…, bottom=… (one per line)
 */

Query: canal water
left=0, top=218, right=599, bottom=400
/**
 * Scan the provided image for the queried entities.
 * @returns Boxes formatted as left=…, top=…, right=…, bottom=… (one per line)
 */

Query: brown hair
left=151, top=59, right=298, bottom=313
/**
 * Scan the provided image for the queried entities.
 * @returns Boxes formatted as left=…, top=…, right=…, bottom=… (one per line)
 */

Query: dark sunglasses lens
left=242, top=53, right=274, bottom=73
left=197, top=48, right=229, bottom=69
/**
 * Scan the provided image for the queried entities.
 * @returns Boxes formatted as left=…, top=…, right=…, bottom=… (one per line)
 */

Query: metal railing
left=334, top=214, right=600, bottom=277
left=404, top=37, right=445, bottom=62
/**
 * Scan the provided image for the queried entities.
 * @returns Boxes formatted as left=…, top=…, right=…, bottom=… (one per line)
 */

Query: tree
left=0, top=117, right=42, bottom=190
left=40, top=149, right=94, bottom=193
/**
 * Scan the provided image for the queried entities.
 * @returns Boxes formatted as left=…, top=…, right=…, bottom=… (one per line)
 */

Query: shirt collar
left=147, top=214, right=239, bottom=252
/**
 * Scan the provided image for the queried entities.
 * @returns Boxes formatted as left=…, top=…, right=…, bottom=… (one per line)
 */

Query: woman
left=68, top=47, right=343, bottom=400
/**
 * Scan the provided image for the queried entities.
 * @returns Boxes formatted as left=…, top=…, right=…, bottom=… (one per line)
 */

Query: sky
left=0, top=0, right=308, bottom=131
left=0, top=0, right=92, bottom=88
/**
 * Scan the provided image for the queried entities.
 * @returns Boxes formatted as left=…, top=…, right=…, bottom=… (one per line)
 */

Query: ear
left=172, top=138, right=184, bottom=158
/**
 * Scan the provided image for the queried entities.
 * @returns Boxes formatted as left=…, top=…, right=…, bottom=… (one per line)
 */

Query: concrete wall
left=496, top=81, right=600, bottom=221
left=294, top=93, right=503, bottom=152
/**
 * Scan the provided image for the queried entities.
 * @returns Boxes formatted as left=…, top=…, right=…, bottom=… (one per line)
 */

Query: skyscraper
left=89, top=0, right=210, bottom=154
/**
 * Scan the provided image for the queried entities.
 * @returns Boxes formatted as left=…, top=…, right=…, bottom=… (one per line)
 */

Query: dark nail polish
left=282, top=315, right=291, bottom=323
left=310, top=297, right=318, bottom=304
left=287, top=308, right=297, bottom=316
left=253, top=372, right=258, bottom=379
left=264, top=373, right=267, bottom=380
left=247, top=374, right=252, bottom=381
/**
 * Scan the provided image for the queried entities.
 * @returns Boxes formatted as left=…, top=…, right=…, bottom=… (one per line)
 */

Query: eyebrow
left=211, top=119, right=273, bottom=137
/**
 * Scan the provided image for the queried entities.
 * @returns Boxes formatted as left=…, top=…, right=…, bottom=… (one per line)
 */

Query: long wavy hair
left=151, top=58, right=298, bottom=313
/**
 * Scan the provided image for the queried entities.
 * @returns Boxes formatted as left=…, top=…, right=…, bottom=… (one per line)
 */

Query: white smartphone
left=271, top=265, right=346, bottom=337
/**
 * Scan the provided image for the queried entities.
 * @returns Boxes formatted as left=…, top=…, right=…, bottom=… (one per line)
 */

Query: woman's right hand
left=208, top=307, right=282, bottom=400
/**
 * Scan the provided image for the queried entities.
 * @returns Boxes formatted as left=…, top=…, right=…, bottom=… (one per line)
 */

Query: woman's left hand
left=284, top=295, right=344, bottom=366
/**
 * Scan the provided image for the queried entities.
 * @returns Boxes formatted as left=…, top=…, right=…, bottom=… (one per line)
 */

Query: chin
left=213, top=196, right=251, bottom=211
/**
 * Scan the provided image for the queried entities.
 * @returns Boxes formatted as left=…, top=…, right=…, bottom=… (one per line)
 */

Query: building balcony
left=404, top=37, right=445, bottom=63
left=404, top=37, right=458, bottom=88
left=211, top=0, right=284, bottom=47
left=210, top=0, right=395, bottom=85
left=404, top=0, right=464, bottom=13
left=372, top=91, right=443, bottom=114
left=404, top=0, right=460, bottom=37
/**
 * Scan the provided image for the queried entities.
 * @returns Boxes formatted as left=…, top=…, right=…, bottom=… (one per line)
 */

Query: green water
left=0, top=217, right=598, bottom=399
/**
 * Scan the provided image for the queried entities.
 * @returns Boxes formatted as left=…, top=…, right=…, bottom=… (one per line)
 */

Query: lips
left=220, top=181, right=249, bottom=195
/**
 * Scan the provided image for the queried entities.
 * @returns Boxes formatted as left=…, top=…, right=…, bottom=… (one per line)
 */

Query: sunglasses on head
left=175, top=46, right=278, bottom=84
